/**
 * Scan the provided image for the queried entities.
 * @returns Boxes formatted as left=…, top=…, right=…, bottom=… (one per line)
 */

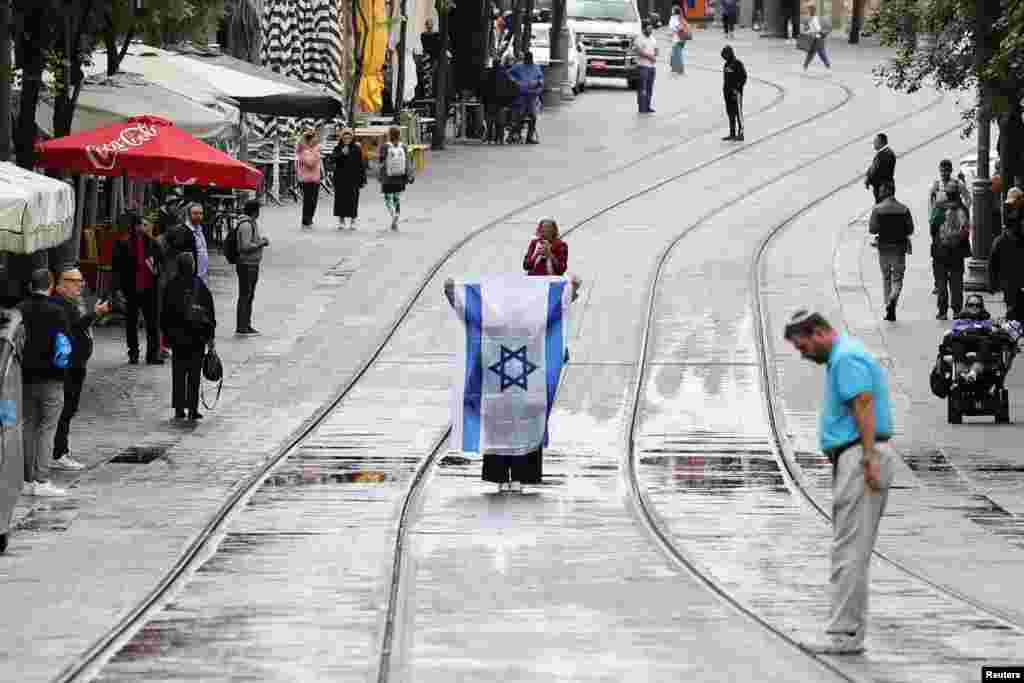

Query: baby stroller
left=931, top=299, right=1022, bottom=423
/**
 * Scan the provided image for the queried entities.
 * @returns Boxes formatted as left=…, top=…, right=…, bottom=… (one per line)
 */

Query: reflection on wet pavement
left=97, top=368, right=452, bottom=683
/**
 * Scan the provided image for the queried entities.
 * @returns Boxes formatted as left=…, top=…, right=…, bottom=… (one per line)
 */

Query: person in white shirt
left=633, top=23, right=658, bottom=113
left=803, top=6, right=831, bottom=70
left=668, top=6, right=690, bottom=75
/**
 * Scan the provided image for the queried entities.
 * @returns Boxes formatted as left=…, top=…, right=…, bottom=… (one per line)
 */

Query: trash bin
left=0, top=308, right=24, bottom=555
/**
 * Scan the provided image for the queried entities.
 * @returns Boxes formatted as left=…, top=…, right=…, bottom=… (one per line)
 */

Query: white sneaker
left=21, top=482, right=34, bottom=496
left=497, top=482, right=509, bottom=492
left=509, top=481, right=522, bottom=492
left=350, top=219, right=358, bottom=231
left=391, top=217, right=399, bottom=231
left=337, top=221, right=346, bottom=230
left=30, top=481, right=68, bottom=497
left=51, top=454, right=86, bottom=471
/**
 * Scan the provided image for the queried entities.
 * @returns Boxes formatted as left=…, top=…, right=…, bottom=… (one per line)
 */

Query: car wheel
left=948, top=394, right=963, bottom=424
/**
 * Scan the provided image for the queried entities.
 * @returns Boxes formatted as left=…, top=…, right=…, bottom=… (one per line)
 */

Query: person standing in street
left=379, top=126, right=414, bottom=231
left=296, top=129, right=323, bottom=230
left=669, top=6, right=690, bottom=75
left=162, top=253, right=216, bottom=421
left=802, top=6, right=831, bottom=70
left=332, top=128, right=367, bottom=230
left=865, top=133, right=896, bottom=204
left=50, top=268, right=111, bottom=473
left=930, top=180, right=972, bottom=320
left=721, top=45, right=747, bottom=141
left=523, top=218, right=568, bottom=276
left=18, top=269, right=72, bottom=497
left=720, top=0, right=738, bottom=39
left=114, top=211, right=163, bottom=365
left=634, top=23, right=658, bottom=114
left=988, top=188, right=1024, bottom=319
left=868, top=183, right=913, bottom=322
left=784, top=310, right=896, bottom=655
left=235, top=200, right=269, bottom=335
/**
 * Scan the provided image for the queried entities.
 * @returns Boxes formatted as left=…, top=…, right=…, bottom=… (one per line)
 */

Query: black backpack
left=222, top=218, right=250, bottom=265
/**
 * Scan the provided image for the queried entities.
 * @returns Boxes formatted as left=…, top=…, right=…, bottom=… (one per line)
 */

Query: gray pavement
left=3, top=25, right=1022, bottom=683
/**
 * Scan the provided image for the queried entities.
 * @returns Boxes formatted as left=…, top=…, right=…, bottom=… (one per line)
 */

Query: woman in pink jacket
left=295, top=129, right=323, bottom=229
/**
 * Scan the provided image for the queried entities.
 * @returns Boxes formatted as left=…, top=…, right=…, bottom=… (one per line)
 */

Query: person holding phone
left=523, top=218, right=568, bottom=276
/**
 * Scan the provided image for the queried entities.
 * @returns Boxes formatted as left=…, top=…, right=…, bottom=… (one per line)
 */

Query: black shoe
left=884, top=303, right=896, bottom=322
left=735, top=133, right=745, bottom=141
left=174, top=410, right=187, bottom=420
left=937, top=311, right=948, bottom=320
left=128, top=353, right=139, bottom=365
left=146, top=356, right=165, bottom=365
left=722, top=134, right=736, bottom=141
left=188, top=411, right=203, bottom=421
left=236, top=327, right=261, bottom=336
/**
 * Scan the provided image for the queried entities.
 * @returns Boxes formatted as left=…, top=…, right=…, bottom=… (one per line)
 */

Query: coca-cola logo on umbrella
left=84, top=122, right=160, bottom=171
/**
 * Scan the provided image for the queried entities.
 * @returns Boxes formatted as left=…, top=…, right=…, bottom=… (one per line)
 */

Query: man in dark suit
left=865, top=133, right=896, bottom=204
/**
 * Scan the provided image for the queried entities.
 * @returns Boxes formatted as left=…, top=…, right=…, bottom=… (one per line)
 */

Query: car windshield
left=561, top=0, right=639, bottom=22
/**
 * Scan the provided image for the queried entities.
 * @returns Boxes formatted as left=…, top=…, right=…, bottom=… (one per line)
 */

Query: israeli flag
left=450, top=274, right=571, bottom=458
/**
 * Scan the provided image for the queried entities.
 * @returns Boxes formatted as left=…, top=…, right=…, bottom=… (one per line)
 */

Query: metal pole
left=965, top=0, right=997, bottom=291
left=0, top=0, right=11, bottom=161
left=396, top=0, right=409, bottom=111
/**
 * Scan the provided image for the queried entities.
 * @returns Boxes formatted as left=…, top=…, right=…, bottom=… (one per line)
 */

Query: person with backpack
left=930, top=180, right=972, bottom=320
left=378, top=126, right=414, bottom=231
left=18, top=269, right=72, bottom=497
left=225, top=200, right=270, bottom=335
left=868, top=183, right=914, bottom=322
left=161, top=253, right=217, bottom=421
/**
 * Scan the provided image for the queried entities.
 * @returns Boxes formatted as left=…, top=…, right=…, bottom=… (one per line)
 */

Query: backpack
left=385, top=143, right=408, bottom=177
left=939, top=205, right=966, bottom=247
left=183, top=282, right=213, bottom=334
left=222, top=217, right=251, bottom=265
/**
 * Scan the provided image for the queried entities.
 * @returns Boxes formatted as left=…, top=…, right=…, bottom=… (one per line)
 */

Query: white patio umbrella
left=0, top=163, right=75, bottom=255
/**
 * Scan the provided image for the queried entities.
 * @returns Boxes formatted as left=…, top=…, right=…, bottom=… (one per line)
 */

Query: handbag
left=677, top=24, right=692, bottom=42
left=796, top=33, right=814, bottom=52
left=201, top=349, right=223, bottom=410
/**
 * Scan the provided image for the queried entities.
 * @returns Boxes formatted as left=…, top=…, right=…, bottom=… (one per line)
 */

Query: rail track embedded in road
left=60, top=64, right=869, bottom=683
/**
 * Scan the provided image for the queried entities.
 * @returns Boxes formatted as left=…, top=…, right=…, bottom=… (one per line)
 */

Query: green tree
left=869, top=0, right=1024, bottom=183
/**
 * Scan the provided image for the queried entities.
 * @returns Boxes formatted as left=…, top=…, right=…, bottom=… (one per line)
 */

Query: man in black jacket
left=721, top=45, right=747, bottom=141
left=868, top=183, right=914, bottom=321
left=50, top=268, right=111, bottom=472
left=113, top=212, right=164, bottom=364
left=865, top=133, right=896, bottom=203
left=990, top=188, right=1024, bottom=319
left=17, top=269, right=71, bottom=497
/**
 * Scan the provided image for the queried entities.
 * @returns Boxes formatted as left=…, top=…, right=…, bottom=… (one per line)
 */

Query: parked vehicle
left=536, top=0, right=643, bottom=89
left=530, top=23, right=588, bottom=94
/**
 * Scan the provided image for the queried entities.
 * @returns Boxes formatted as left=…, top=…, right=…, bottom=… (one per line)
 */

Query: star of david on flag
left=449, top=274, right=572, bottom=458
left=489, top=345, right=537, bottom=391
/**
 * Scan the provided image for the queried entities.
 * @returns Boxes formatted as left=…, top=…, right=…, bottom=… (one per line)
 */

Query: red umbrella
left=35, top=115, right=262, bottom=190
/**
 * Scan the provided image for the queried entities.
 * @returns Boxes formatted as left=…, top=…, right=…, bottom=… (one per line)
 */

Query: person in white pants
left=784, top=309, right=897, bottom=655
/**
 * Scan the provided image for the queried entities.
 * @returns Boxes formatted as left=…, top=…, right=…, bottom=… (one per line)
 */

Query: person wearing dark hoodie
left=990, top=187, right=1024, bottom=320
left=721, top=45, right=747, bottom=141
left=161, top=253, right=216, bottom=421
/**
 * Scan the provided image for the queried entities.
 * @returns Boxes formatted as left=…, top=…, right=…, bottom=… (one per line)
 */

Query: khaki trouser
left=826, top=443, right=897, bottom=643
left=878, top=248, right=907, bottom=306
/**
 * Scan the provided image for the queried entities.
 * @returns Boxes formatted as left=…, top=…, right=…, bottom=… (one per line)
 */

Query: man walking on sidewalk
left=235, top=200, right=270, bottom=336
left=865, top=133, right=896, bottom=204
left=930, top=180, right=971, bottom=320
left=634, top=23, right=658, bottom=114
left=784, top=310, right=896, bottom=655
left=51, top=269, right=110, bottom=472
left=721, top=46, right=747, bottom=141
left=868, top=183, right=914, bottom=322
left=18, top=269, right=72, bottom=497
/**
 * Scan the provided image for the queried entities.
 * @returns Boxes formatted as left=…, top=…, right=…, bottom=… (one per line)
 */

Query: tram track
left=374, top=93, right=956, bottom=680
left=56, top=63, right=812, bottom=683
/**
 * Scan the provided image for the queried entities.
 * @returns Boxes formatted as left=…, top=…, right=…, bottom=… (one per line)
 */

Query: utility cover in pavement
left=110, top=446, right=167, bottom=464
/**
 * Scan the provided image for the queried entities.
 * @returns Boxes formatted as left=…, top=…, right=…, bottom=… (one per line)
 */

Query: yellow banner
left=356, top=0, right=389, bottom=112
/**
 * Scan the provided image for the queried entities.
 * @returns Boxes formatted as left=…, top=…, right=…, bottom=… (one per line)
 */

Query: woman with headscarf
left=295, top=128, right=323, bottom=230
left=161, top=253, right=216, bottom=421
left=331, top=128, right=368, bottom=230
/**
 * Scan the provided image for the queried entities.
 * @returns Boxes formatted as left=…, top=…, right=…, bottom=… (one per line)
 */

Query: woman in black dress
left=331, top=127, right=367, bottom=230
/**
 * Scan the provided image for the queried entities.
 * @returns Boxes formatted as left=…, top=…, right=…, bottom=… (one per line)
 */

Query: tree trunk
left=14, top=8, right=45, bottom=167
left=849, top=0, right=863, bottom=43
left=432, top=0, right=450, bottom=149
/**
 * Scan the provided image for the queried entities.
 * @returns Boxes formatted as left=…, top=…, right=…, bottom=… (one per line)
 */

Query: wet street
left=7, top=28, right=1024, bottom=683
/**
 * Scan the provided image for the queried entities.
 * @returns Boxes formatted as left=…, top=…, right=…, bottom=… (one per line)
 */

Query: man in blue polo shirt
left=784, top=309, right=897, bottom=655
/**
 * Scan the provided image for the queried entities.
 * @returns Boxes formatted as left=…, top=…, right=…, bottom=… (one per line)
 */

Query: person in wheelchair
left=954, top=293, right=992, bottom=321
left=508, top=52, right=544, bottom=144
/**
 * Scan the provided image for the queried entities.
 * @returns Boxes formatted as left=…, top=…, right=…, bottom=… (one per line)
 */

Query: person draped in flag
left=444, top=245, right=580, bottom=493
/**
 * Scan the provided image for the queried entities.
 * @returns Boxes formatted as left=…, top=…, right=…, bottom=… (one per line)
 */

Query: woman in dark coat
left=161, top=253, right=216, bottom=421
left=332, top=127, right=367, bottom=230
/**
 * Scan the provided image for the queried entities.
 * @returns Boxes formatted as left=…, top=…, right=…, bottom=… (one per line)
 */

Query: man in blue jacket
left=509, top=52, right=544, bottom=144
